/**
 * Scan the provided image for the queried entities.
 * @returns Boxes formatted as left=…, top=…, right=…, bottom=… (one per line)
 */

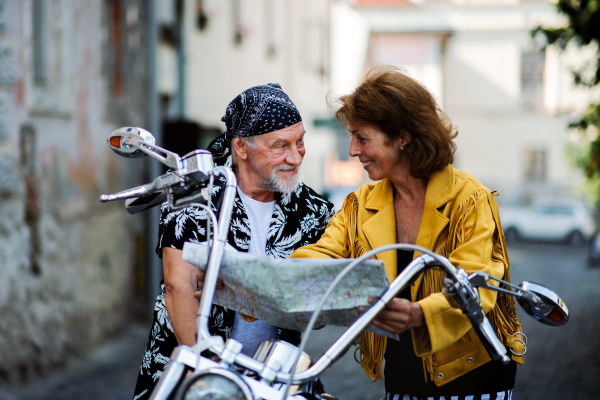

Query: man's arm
left=163, top=247, right=199, bottom=346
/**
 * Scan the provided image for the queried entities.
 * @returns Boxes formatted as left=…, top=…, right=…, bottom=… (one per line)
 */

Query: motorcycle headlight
left=175, top=368, right=253, bottom=400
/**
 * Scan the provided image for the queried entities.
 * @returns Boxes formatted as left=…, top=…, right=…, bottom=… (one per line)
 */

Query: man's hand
left=193, top=268, right=225, bottom=299
left=358, top=297, right=424, bottom=335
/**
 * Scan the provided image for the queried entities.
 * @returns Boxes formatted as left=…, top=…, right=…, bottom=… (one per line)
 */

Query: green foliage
left=534, top=0, right=600, bottom=203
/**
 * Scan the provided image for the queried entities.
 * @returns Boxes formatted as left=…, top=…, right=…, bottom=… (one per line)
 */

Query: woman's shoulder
left=451, top=166, right=493, bottom=193
left=446, top=166, right=501, bottom=211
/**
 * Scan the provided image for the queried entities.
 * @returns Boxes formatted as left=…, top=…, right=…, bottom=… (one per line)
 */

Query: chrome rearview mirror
left=516, top=282, right=569, bottom=326
left=107, top=127, right=156, bottom=158
left=106, top=127, right=182, bottom=170
left=101, top=127, right=218, bottom=212
left=467, top=271, right=569, bottom=327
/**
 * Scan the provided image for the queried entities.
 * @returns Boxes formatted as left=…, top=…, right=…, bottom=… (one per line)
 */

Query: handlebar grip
left=476, top=317, right=510, bottom=364
left=100, top=183, right=155, bottom=203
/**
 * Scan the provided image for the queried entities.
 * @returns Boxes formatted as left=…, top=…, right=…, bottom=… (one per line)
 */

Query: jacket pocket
left=430, top=328, right=491, bottom=386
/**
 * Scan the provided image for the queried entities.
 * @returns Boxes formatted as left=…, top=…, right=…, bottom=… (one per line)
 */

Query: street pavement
left=1, top=322, right=148, bottom=400
left=509, top=241, right=600, bottom=399
left=2, top=241, right=600, bottom=400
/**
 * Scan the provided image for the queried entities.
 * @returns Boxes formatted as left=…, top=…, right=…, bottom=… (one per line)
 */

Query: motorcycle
left=100, top=127, right=570, bottom=400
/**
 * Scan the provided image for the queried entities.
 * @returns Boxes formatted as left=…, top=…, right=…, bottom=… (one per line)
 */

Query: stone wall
left=0, top=0, right=150, bottom=382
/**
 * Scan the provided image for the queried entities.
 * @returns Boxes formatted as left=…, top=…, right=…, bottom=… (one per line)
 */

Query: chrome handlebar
left=99, top=127, right=216, bottom=214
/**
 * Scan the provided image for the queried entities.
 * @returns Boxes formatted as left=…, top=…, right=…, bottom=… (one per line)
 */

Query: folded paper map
left=182, top=242, right=391, bottom=333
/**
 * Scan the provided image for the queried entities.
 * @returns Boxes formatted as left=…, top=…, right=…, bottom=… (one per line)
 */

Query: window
left=106, top=0, right=125, bottom=99
left=523, top=148, right=547, bottom=182
left=264, top=0, right=275, bottom=58
left=521, top=47, right=545, bottom=112
left=0, top=0, right=7, bottom=36
left=539, top=206, right=574, bottom=216
left=30, top=0, right=72, bottom=116
left=232, top=0, right=243, bottom=46
left=32, top=0, right=48, bottom=85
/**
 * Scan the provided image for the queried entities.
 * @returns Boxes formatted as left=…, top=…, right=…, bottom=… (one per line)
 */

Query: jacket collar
left=363, top=164, right=455, bottom=211
left=415, top=165, right=453, bottom=255
left=424, top=164, right=454, bottom=210
left=362, top=180, right=397, bottom=280
left=364, top=178, right=395, bottom=211
left=360, top=165, right=455, bottom=281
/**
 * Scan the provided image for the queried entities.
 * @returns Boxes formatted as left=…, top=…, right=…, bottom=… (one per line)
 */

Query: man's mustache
left=273, top=164, right=299, bottom=172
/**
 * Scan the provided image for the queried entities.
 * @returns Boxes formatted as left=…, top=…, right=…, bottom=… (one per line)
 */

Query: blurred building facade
left=328, top=0, right=599, bottom=206
left=0, top=0, right=152, bottom=382
left=0, top=0, right=338, bottom=385
left=157, top=0, right=336, bottom=194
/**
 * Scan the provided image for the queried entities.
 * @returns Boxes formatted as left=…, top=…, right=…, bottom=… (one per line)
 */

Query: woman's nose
left=348, top=137, right=360, bottom=157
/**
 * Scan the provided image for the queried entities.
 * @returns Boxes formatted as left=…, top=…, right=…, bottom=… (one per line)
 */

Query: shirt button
left=467, top=357, right=473, bottom=363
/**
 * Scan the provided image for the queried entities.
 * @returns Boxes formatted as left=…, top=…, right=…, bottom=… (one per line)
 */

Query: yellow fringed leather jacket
left=291, top=164, right=524, bottom=386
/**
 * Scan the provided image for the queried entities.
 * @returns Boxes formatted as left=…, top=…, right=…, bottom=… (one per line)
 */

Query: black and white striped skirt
left=385, top=389, right=513, bottom=400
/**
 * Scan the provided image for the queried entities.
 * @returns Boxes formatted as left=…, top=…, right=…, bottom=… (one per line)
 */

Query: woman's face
left=348, top=124, right=406, bottom=181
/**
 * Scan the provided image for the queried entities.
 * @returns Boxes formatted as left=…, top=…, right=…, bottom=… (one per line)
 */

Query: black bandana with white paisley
left=207, top=83, right=302, bottom=158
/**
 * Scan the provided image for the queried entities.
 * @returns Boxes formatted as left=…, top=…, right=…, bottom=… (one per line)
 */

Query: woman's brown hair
left=333, top=66, right=457, bottom=179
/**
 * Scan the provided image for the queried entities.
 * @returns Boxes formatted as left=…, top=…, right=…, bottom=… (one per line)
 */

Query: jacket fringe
left=340, top=193, right=384, bottom=381
left=351, top=189, right=523, bottom=382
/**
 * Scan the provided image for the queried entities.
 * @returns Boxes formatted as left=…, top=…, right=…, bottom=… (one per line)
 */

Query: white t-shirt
left=230, top=189, right=278, bottom=356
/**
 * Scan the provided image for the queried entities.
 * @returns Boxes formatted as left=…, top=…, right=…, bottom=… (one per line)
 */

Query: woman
left=291, top=66, right=524, bottom=400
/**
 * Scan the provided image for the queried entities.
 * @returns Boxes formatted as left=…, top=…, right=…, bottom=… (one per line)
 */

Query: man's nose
left=286, top=145, right=304, bottom=165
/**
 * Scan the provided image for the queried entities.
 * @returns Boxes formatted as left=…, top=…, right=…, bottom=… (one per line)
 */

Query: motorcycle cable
left=280, top=243, right=449, bottom=400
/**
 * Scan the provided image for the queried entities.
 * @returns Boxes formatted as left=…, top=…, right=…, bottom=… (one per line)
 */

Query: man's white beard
left=264, top=164, right=300, bottom=194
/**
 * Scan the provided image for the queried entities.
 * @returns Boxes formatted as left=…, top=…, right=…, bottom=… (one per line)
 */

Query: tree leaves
left=535, top=0, right=600, bottom=201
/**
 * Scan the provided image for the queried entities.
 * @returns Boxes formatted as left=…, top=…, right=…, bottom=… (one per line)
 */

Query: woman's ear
left=400, top=131, right=412, bottom=149
left=232, top=137, right=249, bottom=160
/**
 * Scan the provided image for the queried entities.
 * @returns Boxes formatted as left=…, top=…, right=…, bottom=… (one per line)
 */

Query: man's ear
left=232, top=137, right=249, bottom=160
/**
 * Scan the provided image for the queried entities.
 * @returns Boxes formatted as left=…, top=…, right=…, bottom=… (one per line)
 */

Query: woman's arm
left=163, top=247, right=199, bottom=346
left=291, top=207, right=351, bottom=260
left=413, top=190, right=507, bottom=355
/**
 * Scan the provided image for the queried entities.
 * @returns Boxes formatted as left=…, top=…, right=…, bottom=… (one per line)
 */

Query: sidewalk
left=1, top=322, right=148, bottom=400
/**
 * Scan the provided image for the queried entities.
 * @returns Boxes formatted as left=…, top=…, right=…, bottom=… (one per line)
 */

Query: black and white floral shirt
left=133, top=155, right=335, bottom=400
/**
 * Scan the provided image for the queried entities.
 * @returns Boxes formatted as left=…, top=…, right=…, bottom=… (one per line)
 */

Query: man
left=133, top=83, right=335, bottom=400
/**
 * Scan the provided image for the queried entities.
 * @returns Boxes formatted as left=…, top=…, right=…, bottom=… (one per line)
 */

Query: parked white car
left=499, top=198, right=596, bottom=246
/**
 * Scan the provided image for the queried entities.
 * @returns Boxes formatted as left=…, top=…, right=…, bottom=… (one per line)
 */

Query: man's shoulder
left=295, top=182, right=333, bottom=206
left=280, top=183, right=335, bottom=219
left=297, top=182, right=330, bottom=200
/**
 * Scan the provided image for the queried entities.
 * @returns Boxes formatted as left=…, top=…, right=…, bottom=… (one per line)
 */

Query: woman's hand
left=193, top=268, right=225, bottom=299
left=359, top=297, right=425, bottom=334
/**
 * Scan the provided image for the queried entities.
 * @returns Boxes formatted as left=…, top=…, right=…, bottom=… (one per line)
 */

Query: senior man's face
left=246, top=121, right=305, bottom=194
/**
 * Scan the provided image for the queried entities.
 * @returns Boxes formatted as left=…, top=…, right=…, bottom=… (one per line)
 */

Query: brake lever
left=467, top=271, right=525, bottom=297
left=468, top=271, right=548, bottom=310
